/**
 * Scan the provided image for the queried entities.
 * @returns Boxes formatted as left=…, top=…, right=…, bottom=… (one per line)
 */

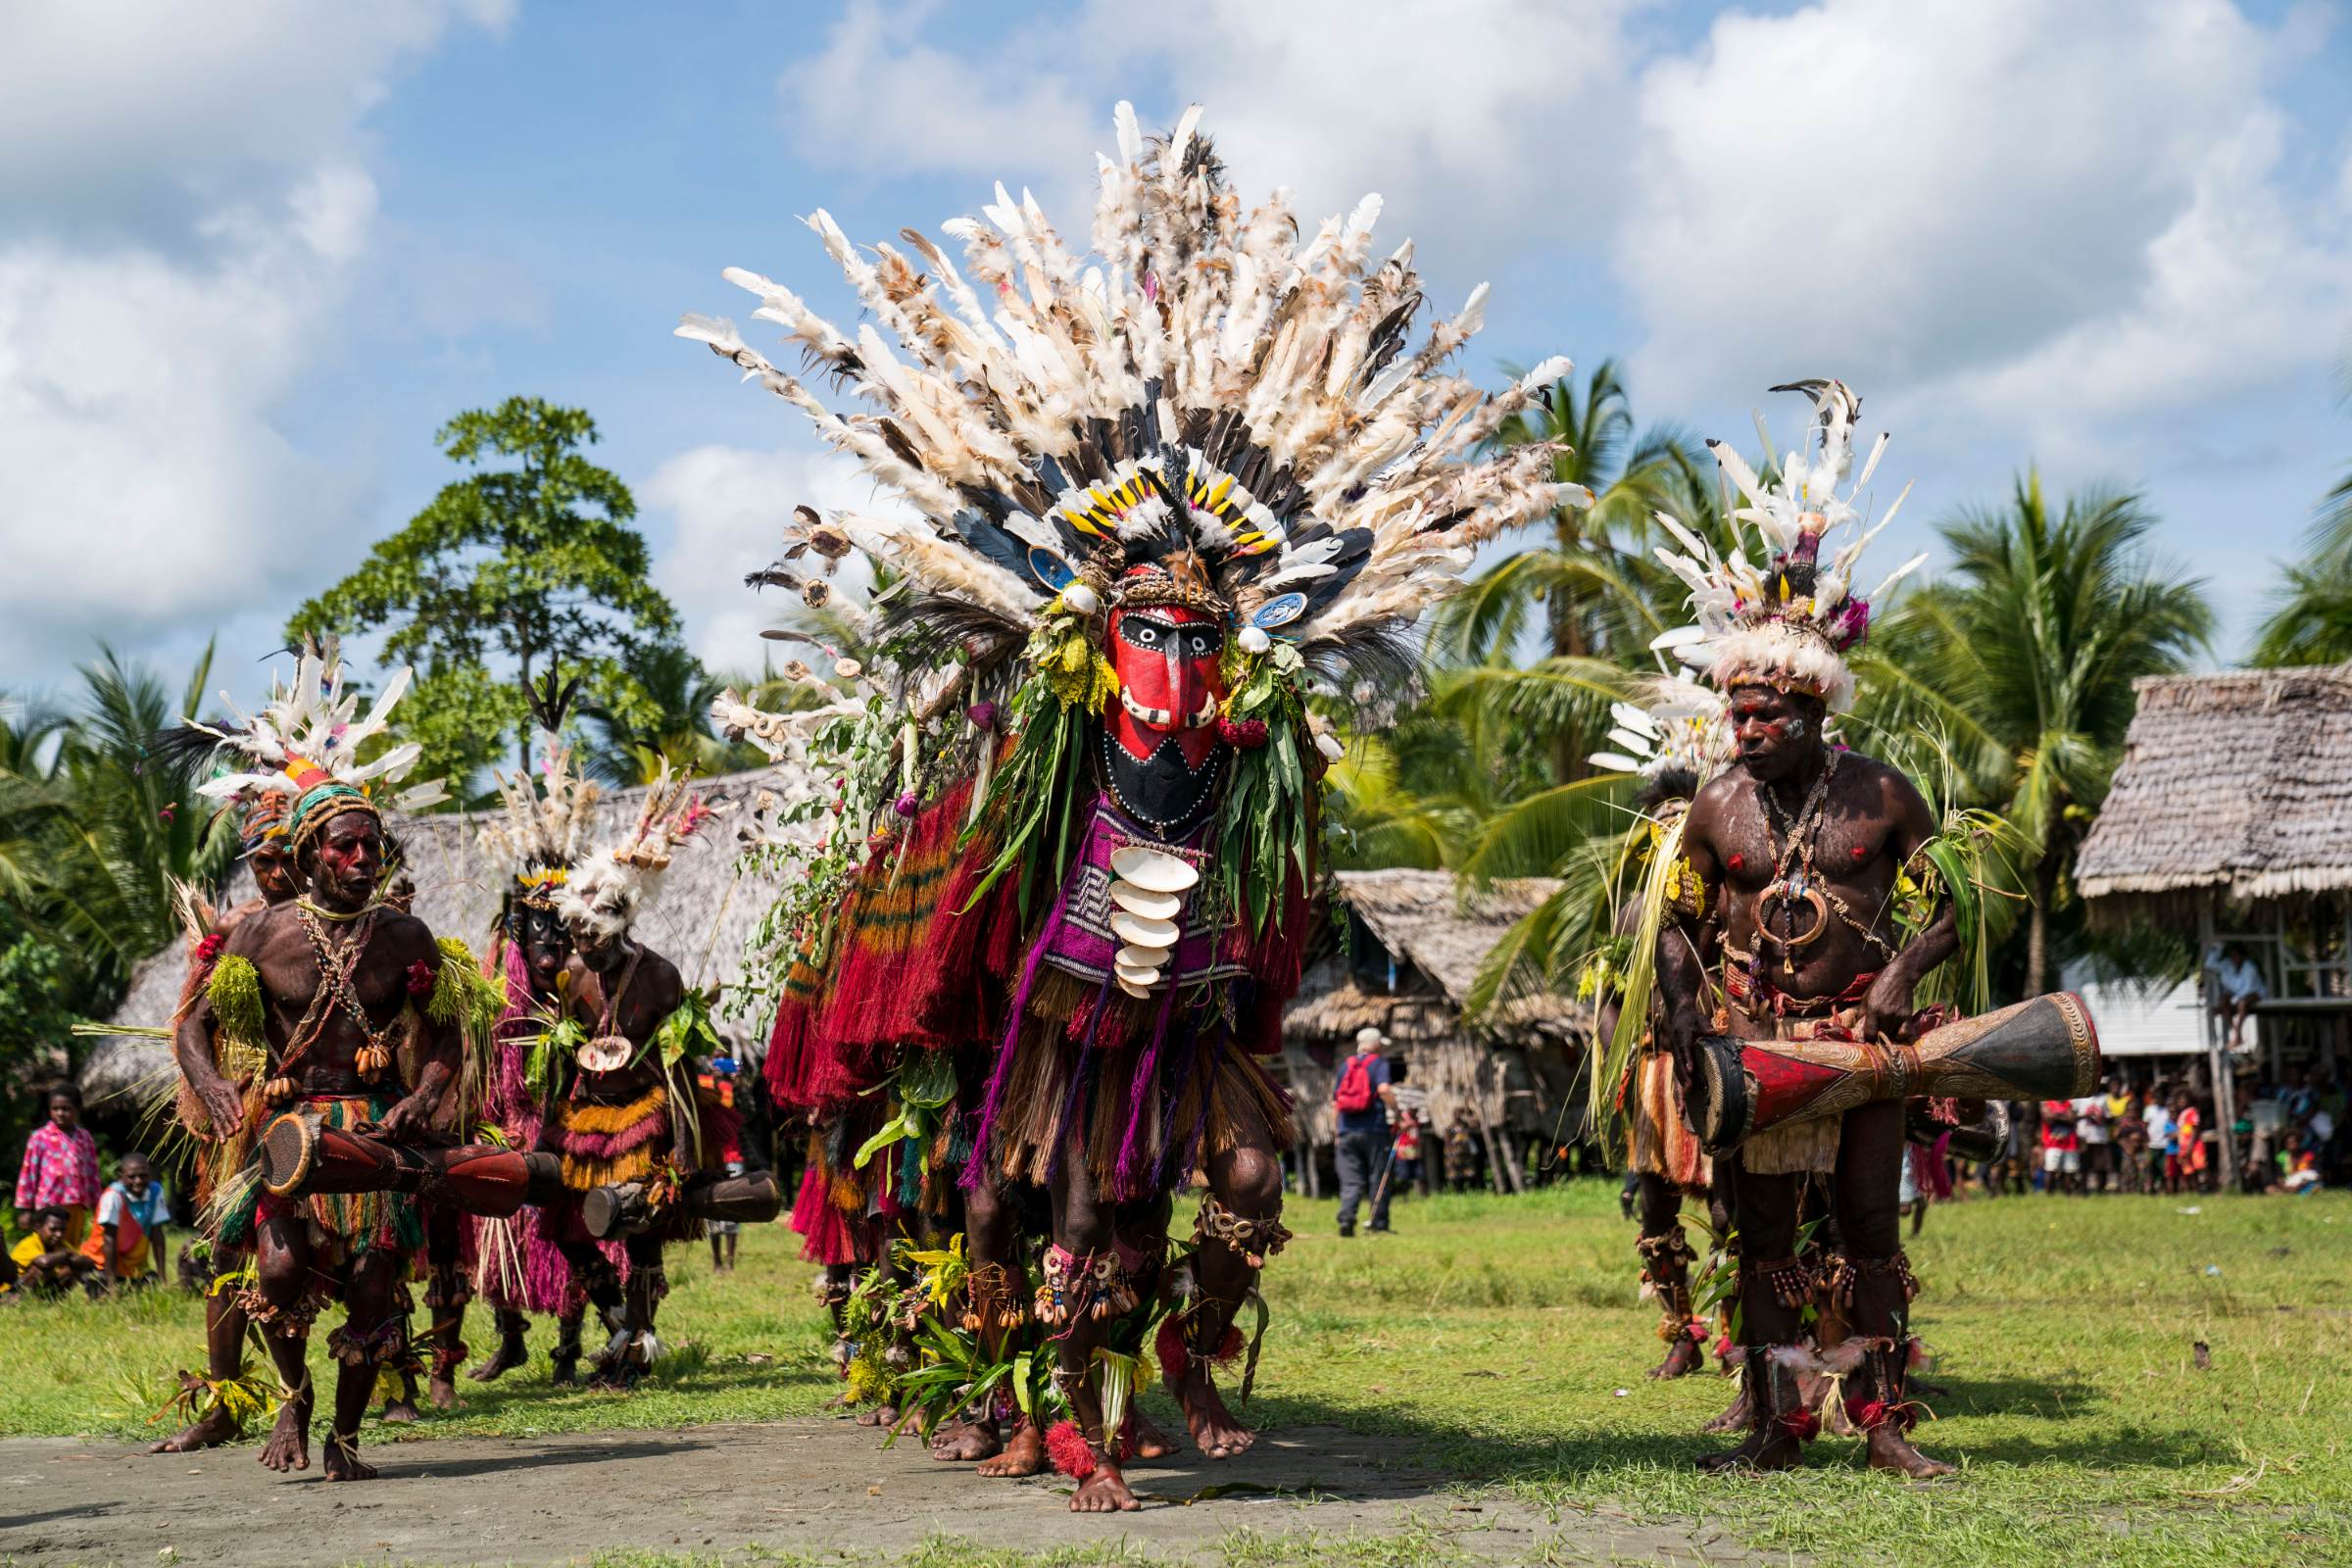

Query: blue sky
left=4, top=0, right=2349, bottom=703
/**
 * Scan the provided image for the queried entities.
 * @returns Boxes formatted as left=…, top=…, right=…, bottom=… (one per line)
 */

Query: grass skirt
left=973, top=1000, right=1296, bottom=1201
left=1627, top=1048, right=1711, bottom=1192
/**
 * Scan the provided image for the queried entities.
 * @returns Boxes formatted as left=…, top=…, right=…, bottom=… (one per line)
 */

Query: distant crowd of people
left=1969, top=1067, right=2343, bottom=1198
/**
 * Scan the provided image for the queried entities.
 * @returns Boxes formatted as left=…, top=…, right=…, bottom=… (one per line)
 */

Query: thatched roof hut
left=2077, top=665, right=2352, bottom=920
left=1280, top=869, right=1581, bottom=1193
left=2076, top=665, right=2352, bottom=1153
left=80, top=766, right=808, bottom=1107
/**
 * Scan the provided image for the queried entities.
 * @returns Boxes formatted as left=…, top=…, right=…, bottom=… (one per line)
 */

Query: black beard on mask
left=1097, top=727, right=1223, bottom=836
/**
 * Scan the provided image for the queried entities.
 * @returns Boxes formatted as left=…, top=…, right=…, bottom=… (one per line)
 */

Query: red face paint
left=1106, top=598, right=1226, bottom=768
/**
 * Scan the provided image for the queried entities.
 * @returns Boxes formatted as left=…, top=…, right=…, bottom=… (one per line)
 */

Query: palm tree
left=45, top=646, right=241, bottom=991
left=1442, top=361, right=1701, bottom=784
left=2250, top=429, right=2352, bottom=665
left=575, top=643, right=737, bottom=784
left=1890, top=472, right=2212, bottom=997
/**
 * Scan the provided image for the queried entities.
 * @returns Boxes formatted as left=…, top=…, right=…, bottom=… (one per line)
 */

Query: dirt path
left=0, top=1419, right=1742, bottom=1566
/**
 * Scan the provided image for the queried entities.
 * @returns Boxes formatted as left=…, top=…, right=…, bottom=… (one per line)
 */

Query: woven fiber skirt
left=973, top=1004, right=1295, bottom=1202
left=1627, top=1048, right=1711, bottom=1192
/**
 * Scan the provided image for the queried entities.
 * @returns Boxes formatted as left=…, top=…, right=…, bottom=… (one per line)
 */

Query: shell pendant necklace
left=1755, top=753, right=1838, bottom=977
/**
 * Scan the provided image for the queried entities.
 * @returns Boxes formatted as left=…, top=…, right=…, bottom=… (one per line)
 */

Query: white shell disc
left=1115, top=962, right=1161, bottom=988
left=1109, top=882, right=1183, bottom=921
left=576, top=1035, right=633, bottom=1073
left=1116, top=943, right=1170, bottom=971
left=1109, top=910, right=1180, bottom=947
left=1109, top=846, right=1199, bottom=894
left=1117, top=975, right=1152, bottom=1000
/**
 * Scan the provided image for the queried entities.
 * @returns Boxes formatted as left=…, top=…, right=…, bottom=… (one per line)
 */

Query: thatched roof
left=80, top=766, right=808, bottom=1104
left=1284, top=869, right=1574, bottom=1039
left=2077, top=665, right=2352, bottom=919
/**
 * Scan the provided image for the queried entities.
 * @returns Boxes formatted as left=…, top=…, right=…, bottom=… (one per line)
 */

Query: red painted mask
left=1106, top=600, right=1226, bottom=768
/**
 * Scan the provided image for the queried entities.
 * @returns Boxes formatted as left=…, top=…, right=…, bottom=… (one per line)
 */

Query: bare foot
left=379, top=1397, right=420, bottom=1425
left=1648, top=1335, right=1705, bottom=1381
left=149, top=1405, right=240, bottom=1454
left=428, top=1371, right=459, bottom=1410
left=1700, top=1384, right=1750, bottom=1435
left=259, top=1400, right=311, bottom=1473
left=469, top=1336, right=527, bottom=1383
left=1695, top=1427, right=1801, bottom=1473
left=931, top=1418, right=1002, bottom=1461
left=978, top=1419, right=1045, bottom=1478
left=892, top=1407, right=925, bottom=1437
left=322, top=1434, right=378, bottom=1483
left=1866, top=1425, right=1957, bottom=1479
left=549, top=1352, right=580, bottom=1388
left=1171, top=1366, right=1255, bottom=1460
left=1070, top=1457, right=1140, bottom=1513
left=855, top=1401, right=898, bottom=1429
left=1128, top=1410, right=1180, bottom=1462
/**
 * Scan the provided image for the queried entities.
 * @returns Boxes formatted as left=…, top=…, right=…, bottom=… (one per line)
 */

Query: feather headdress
left=1649, top=380, right=1926, bottom=712
left=679, top=101, right=1587, bottom=678
left=1588, top=675, right=1732, bottom=786
left=555, top=764, right=724, bottom=939
left=478, top=745, right=602, bottom=908
left=185, top=638, right=448, bottom=848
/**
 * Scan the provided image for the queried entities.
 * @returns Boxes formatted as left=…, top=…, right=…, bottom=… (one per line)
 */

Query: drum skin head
left=258, top=1112, right=317, bottom=1197
left=582, top=1185, right=623, bottom=1240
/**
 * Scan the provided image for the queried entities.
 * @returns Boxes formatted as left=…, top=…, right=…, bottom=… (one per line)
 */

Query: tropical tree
left=1440, top=362, right=1700, bottom=783
left=286, top=397, right=685, bottom=790
left=575, top=643, right=739, bottom=785
left=2250, top=428, right=2352, bottom=665
left=1885, top=472, right=2212, bottom=997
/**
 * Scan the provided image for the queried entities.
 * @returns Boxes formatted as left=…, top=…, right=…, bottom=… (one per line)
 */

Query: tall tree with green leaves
left=1439, top=361, right=1699, bottom=784
left=286, top=397, right=685, bottom=788
left=1887, top=471, right=2212, bottom=997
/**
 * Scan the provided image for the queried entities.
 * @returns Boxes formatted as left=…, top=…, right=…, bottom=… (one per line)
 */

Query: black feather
left=1297, top=618, right=1424, bottom=705
left=145, top=721, right=232, bottom=786
left=873, top=593, right=1024, bottom=672
left=948, top=508, right=1031, bottom=581
left=524, top=668, right=586, bottom=736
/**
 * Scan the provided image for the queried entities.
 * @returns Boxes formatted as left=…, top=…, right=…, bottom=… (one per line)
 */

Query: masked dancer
left=683, top=101, right=1582, bottom=1511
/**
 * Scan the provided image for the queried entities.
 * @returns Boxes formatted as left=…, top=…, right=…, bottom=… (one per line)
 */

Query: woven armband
left=207, top=955, right=266, bottom=1051
left=1663, top=854, right=1709, bottom=920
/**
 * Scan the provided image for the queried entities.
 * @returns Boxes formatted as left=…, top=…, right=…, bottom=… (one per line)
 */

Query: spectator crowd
left=1964, top=1067, right=2344, bottom=1199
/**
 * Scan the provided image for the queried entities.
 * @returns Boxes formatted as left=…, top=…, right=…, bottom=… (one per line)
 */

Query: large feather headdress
left=678, top=101, right=1587, bottom=679
left=1588, top=675, right=1732, bottom=787
left=554, top=764, right=723, bottom=939
left=1650, top=380, right=1926, bottom=712
left=186, top=638, right=448, bottom=848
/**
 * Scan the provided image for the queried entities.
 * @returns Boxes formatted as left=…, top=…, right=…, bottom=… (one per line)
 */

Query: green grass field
left=5, top=1183, right=2348, bottom=1567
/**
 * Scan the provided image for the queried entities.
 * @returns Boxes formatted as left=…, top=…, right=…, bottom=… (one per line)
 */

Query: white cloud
left=781, top=1, right=1095, bottom=188
left=0, top=0, right=509, bottom=682
left=1619, top=0, right=2352, bottom=444
left=778, top=0, right=1641, bottom=280
left=642, top=443, right=907, bottom=674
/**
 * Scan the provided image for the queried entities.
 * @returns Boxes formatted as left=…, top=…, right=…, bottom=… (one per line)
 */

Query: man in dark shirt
left=1333, top=1027, right=1399, bottom=1237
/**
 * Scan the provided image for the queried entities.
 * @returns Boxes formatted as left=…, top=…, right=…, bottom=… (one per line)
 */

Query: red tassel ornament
left=1044, top=1419, right=1098, bottom=1480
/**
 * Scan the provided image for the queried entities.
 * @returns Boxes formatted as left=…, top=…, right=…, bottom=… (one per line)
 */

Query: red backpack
left=1334, top=1054, right=1377, bottom=1113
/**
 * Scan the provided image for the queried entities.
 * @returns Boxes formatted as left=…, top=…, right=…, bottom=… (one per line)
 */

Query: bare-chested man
left=1649, top=380, right=1953, bottom=1477
left=1661, top=682, right=1955, bottom=1475
left=151, top=794, right=303, bottom=1456
left=537, top=906, right=690, bottom=1387
left=175, top=801, right=462, bottom=1480
left=540, top=769, right=723, bottom=1388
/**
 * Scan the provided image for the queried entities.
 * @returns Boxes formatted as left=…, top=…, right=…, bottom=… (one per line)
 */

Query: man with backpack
left=1333, top=1027, right=1399, bottom=1237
